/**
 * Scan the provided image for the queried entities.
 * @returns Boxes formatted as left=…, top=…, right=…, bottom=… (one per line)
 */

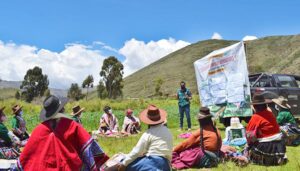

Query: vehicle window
left=294, top=76, right=300, bottom=88
left=252, top=75, right=273, bottom=87
left=277, top=75, right=297, bottom=88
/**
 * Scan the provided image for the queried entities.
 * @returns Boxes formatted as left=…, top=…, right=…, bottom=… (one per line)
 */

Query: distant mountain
left=0, top=80, right=68, bottom=98
left=122, top=35, right=300, bottom=98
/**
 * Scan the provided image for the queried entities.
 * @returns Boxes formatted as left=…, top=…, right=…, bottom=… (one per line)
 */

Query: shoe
left=177, top=128, right=183, bottom=131
left=187, top=128, right=191, bottom=131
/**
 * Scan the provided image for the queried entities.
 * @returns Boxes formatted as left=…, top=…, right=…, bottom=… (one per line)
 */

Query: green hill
left=123, top=35, right=300, bottom=98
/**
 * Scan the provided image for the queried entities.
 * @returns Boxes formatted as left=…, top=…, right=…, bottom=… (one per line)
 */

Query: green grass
left=1, top=98, right=299, bottom=170
left=0, top=88, right=18, bottom=100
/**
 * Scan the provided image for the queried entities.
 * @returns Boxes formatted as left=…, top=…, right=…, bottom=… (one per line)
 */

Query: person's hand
left=117, top=164, right=126, bottom=171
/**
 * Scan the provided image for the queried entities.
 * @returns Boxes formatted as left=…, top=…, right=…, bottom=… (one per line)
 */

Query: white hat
left=230, top=117, right=243, bottom=129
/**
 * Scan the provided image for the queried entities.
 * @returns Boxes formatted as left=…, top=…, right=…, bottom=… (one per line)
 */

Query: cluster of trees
left=68, top=56, right=124, bottom=101
left=16, top=56, right=123, bottom=102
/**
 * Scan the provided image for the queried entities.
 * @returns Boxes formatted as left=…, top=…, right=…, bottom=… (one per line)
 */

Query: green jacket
left=71, top=115, right=82, bottom=124
left=276, top=110, right=296, bottom=125
left=0, top=122, right=12, bottom=146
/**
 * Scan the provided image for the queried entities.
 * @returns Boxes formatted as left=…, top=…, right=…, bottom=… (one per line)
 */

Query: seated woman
left=121, top=109, right=141, bottom=135
left=98, top=106, right=119, bottom=136
left=246, top=93, right=286, bottom=166
left=223, top=117, right=247, bottom=147
left=172, top=107, right=222, bottom=170
left=70, top=105, right=85, bottom=125
left=273, top=96, right=300, bottom=146
left=118, top=105, right=173, bottom=171
left=0, top=107, right=20, bottom=160
left=11, top=105, right=29, bottom=141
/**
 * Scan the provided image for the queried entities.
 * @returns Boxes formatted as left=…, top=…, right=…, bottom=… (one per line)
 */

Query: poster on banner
left=194, top=42, right=252, bottom=118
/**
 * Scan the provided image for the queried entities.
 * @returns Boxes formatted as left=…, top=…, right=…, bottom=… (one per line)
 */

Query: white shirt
left=122, top=124, right=173, bottom=166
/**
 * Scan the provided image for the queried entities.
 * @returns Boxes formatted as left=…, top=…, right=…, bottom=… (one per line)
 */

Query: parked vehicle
left=249, top=73, right=300, bottom=117
left=221, top=73, right=300, bottom=127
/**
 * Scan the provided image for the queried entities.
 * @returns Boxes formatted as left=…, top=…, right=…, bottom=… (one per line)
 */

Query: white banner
left=194, top=42, right=252, bottom=117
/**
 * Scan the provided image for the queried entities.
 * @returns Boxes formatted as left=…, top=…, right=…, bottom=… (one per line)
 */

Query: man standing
left=176, top=81, right=192, bottom=131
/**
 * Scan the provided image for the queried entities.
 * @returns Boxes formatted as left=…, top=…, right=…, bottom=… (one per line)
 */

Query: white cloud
left=0, top=41, right=105, bottom=89
left=242, top=35, right=258, bottom=41
left=211, top=32, right=223, bottom=40
left=119, top=38, right=190, bottom=76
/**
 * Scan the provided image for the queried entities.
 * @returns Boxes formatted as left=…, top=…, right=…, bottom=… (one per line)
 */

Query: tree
left=100, top=56, right=124, bottom=99
left=154, top=78, right=164, bottom=96
left=68, top=83, right=84, bottom=101
left=82, top=75, right=94, bottom=101
left=15, top=91, right=21, bottom=100
left=97, top=80, right=108, bottom=99
left=44, top=89, right=51, bottom=97
left=20, top=66, right=49, bottom=102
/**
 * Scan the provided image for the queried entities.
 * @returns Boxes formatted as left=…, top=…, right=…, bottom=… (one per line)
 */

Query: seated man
left=172, top=107, right=222, bottom=170
left=273, top=96, right=300, bottom=146
left=98, top=106, right=119, bottom=135
left=246, top=93, right=286, bottom=166
left=121, top=109, right=140, bottom=135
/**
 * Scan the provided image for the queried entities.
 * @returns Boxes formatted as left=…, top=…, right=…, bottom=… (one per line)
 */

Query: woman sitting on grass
left=121, top=109, right=140, bottom=135
left=0, top=107, right=20, bottom=160
left=98, top=106, right=119, bottom=136
left=246, top=93, right=287, bottom=166
left=118, top=105, right=173, bottom=171
left=272, top=96, right=300, bottom=146
left=172, top=107, right=222, bottom=170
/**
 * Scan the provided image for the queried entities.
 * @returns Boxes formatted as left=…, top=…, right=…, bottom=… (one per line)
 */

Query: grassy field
left=1, top=98, right=300, bottom=170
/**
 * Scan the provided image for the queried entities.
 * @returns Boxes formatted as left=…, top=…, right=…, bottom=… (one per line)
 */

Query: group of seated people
left=0, top=105, right=29, bottom=160
left=0, top=92, right=299, bottom=170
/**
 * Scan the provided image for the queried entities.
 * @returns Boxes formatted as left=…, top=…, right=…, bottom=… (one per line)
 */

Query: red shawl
left=246, top=109, right=280, bottom=140
left=17, top=118, right=108, bottom=171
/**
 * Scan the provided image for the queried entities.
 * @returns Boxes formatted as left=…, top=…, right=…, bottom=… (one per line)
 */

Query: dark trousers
left=179, top=104, right=191, bottom=129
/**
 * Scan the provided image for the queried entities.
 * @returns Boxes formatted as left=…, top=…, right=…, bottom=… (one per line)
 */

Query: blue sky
left=0, top=0, right=299, bottom=88
left=1, top=0, right=299, bottom=51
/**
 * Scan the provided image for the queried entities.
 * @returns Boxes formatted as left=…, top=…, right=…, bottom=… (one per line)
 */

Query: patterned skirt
left=280, top=124, right=300, bottom=146
left=249, top=140, right=286, bottom=166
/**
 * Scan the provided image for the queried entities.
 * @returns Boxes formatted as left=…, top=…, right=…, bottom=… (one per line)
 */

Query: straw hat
left=71, top=105, right=85, bottom=116
left=40, top=95, right=68, bottom=121
left=197, top=107, right=212, bottom=120
left=251, top=93, right=272, bottom=105
left=139, top=105, right=167, bottom=125
left=272, top=96, right=291, bottom=109
left=12, top=105, right=22, bottom=115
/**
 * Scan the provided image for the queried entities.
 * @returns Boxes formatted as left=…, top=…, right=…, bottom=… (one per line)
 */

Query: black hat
left=103, top=106, right=111, bottom=113
left=197, top=107, right=212, bottom=120
left=39, top=95, right=68, bottom=121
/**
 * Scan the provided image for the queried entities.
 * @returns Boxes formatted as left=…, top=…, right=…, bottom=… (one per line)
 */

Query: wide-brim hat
left=71, top=105, right=85, bottom=116
left=197, top=107, right=212, bottom=120
left=12, top=105, right=22, bottom=114
left=251, top=92, right=272, bottom=105
left=40, top=95, right=68, bottom=121
left=272, top=96, right=291, bottom=109
left=139, top=105, right=167, bottom=125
